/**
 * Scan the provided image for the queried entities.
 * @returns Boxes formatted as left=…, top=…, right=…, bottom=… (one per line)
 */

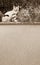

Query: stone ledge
left=0, top=22, right=40, bottom=25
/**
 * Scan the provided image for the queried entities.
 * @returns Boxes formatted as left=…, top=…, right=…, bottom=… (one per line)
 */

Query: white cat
left=2, top=5, right=19, bottom=22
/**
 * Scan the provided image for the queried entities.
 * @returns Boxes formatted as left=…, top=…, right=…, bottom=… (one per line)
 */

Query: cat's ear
left=16, top=6, right=19, bottom=10
left=17, top=6, right=19, bottom=8
left=13, top=5, right=15, bottom=9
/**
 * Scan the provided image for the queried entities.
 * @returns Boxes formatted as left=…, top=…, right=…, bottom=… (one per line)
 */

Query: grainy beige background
left=0, top=25, right=40, bottom=65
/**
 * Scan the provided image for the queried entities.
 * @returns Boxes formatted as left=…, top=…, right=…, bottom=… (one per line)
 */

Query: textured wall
left=0, top=25, right=40, bottom=65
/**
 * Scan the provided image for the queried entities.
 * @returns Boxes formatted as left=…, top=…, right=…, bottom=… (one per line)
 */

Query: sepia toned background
left=0, top=25, right=40, bottom=65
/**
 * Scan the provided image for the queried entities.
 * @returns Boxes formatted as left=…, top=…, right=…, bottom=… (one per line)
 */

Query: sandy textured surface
left=0, top=25, right=40, bottom=65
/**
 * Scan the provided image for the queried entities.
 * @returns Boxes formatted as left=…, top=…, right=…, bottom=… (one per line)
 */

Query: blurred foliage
left=17, top=5, right=40, bottom=23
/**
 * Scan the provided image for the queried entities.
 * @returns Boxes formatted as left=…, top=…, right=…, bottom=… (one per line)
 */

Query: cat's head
left=13, top=5, right=19, bottom=13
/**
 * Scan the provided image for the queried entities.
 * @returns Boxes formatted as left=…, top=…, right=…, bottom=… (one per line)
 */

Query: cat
left=2, top=5, right=20, bottom=23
